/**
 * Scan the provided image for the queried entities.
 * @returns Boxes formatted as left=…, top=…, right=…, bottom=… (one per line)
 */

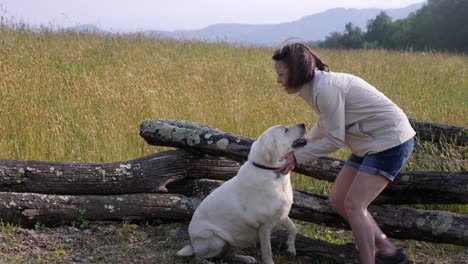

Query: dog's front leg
left=283, top=217, right=297, bottom=256
left=258, top=224, right=274, bottom=264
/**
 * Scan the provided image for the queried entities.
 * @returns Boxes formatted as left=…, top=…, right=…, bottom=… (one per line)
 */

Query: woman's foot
left=376, top=249, right=413, bottom=264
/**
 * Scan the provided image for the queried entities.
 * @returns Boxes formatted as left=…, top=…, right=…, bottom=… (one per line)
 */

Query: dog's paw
left=287, top=245, right=296, bottom=257
left=232, top=254, right=257, bottom=263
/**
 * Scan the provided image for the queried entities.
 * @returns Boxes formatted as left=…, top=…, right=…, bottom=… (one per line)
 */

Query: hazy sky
left=1, top=0, right=425, bottom=31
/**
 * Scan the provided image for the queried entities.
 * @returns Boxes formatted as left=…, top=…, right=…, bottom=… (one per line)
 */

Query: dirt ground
left=1, top=220, right=467, bottom=264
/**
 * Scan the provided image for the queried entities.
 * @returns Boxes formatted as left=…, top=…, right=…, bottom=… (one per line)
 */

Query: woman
left=273, top=41, right=415, bottom=264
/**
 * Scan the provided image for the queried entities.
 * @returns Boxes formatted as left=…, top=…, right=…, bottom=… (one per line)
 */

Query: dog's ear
left=249, top=137, right=277, bottom=165
left=261, top=138, right=275, bottom=164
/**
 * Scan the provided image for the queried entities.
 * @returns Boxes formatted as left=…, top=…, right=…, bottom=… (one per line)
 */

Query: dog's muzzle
left=292, top=138, right=307, bottom=148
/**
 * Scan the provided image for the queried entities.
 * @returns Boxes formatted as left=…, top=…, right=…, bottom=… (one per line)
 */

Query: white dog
left=177, top=124, right=306, bottom=264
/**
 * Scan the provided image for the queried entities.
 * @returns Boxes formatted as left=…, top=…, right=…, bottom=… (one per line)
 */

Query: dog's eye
left=284, top=127, right=288, bottom=133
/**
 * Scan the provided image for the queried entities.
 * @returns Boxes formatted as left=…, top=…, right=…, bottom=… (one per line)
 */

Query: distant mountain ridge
left=144, top=3, right=423, bottom=46
left=70, top=24, right=104, bottom=33
left=69, top=3, right=424, bottom=46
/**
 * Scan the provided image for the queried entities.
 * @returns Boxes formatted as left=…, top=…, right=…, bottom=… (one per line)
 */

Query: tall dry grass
left=1, top=27, right=466, bottom=164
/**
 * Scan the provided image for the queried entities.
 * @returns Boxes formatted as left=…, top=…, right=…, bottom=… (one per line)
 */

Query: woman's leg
left=329, top=165, right=357, bottom=216
left=343, top=171, right=390, bottom=264
left=329, top=165, right=396, bottom=255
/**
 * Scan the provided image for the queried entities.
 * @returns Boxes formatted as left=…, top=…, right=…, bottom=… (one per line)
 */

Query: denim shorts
left=344, top=137, right=414, bottom=181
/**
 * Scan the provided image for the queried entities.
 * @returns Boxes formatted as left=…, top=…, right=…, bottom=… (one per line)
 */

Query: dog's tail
left=176, top=244, right=195, bottom=257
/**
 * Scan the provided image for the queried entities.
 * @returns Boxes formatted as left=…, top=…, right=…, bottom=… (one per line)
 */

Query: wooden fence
left=0, top=119, right=466, bottom=263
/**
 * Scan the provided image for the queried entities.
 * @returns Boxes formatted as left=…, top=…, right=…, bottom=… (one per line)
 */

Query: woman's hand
left=275, top=151, right=296, bottom=175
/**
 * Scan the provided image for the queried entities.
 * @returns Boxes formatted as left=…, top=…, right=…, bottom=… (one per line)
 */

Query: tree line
left=318, top=0, right=468, bottom=53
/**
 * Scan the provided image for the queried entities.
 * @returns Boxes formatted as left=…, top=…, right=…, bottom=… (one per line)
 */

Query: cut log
left=271, top=231, right=359, bottom=264
left=0, top=192, right=195, bottom=227
left=291, top=191, right=468, bottom=247
left=0, top=149, right=238, bottom=195
left=1, top=150, right=466, bottom=204
left=139, top=119, right=253, bottom=162
left=176, top=180, right=468, bottom=247
left=1, top=179, right=467, bottom=247
left=409, top=119, right=467, bottom=146
left=139, top=119, right=468, bottom=204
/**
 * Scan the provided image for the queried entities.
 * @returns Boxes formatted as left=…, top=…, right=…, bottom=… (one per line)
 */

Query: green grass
left=0, top=23, right=467, bottom=263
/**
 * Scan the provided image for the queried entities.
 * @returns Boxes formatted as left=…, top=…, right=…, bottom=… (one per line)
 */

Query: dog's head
left=248, top=124, right=306, bottom=168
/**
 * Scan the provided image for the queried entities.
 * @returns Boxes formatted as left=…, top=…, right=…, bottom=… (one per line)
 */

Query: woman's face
left=274, top=60, right=288, bottom=87
left=274, top=60, right=298, bottom=94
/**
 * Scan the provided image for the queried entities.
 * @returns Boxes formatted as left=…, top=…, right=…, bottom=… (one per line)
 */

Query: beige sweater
left=294, top=70, right=415, bottom=163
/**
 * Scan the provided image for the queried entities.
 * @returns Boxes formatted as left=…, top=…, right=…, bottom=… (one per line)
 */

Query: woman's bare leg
left=343, top=171, right=390, bottom=264
left=329, top=166, right=397, bottom=258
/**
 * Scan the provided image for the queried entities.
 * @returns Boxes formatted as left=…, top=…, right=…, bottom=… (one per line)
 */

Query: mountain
left=68, top=24, right=103, bottom=33
left=145, top=3, right=424, bottom=46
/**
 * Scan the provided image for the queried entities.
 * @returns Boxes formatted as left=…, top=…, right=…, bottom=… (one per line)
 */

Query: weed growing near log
left=0, top=22, right=467, bottom=263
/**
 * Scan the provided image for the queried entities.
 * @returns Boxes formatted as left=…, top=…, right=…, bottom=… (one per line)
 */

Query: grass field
left=0, top=24, right=467, bottom=263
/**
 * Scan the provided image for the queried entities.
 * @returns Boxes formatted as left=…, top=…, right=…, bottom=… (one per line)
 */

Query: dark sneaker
left=376, top=249, right=413, bottom=264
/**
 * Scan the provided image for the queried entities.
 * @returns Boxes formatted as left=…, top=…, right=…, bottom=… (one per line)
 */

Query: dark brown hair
left=272, top=42, right=329, bottom=88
